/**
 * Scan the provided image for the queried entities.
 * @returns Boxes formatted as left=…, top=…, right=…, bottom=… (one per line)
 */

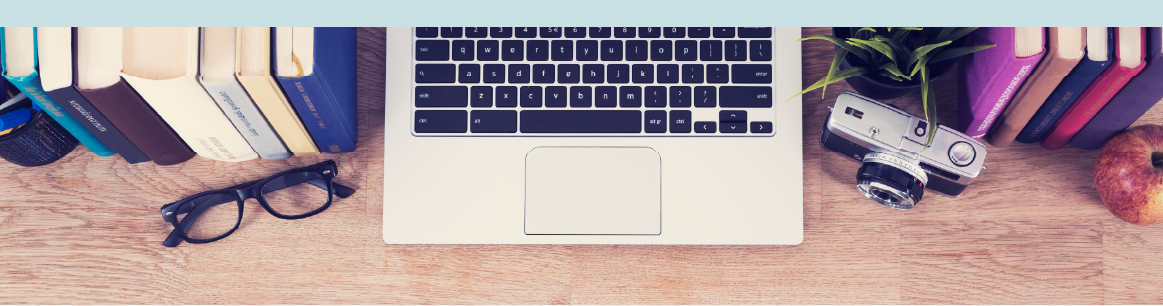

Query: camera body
left=821, top=91, right=987, bottom=209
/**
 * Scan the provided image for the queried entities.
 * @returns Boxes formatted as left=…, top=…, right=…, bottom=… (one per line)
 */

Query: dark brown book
left=77, top=78, right=194, bottom=165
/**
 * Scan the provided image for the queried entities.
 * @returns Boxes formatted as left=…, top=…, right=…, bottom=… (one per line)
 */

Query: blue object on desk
left=0, top=107, right=30, bottom=130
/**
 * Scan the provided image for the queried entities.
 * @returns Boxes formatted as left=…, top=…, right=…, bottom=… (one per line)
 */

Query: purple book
left=958, top=27, right=1046, bottom=139
left=1070, top=27, right=1163, bottom=150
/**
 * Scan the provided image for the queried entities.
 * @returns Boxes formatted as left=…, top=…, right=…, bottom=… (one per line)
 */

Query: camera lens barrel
left=856, top=153, right=928, bottom=209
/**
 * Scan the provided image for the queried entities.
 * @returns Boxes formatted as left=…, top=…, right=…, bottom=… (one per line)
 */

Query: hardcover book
left=1017, top=28, right=1115, bottom=144
left=200, top=27, right=291, bottom=160
left=987, top=27, right=1085, bottom=147
left=237, top=27, right=318, bottom=157
left=274, top=27, right=357, bottom=153
left=958, top=27, right=1046, bottom=139
left=1071, top=27, right=1163, bottom=150
left=1041, top=27, right=1147, bottom=150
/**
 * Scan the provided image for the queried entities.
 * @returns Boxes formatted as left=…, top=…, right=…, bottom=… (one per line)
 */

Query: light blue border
left=3, top=0, right=1162, bottom=26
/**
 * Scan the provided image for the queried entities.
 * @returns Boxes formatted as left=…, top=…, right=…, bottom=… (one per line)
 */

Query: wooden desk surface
left=2, top=27, right=1162, bottom=304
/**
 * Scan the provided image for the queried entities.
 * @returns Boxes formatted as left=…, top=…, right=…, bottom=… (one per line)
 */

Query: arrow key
left=719, top=110, right=747, bottom=123
left=751, top=121, right=772, bottom=134
left=694, top=121, right=717, bottom=133
left=721, top=122, right=746, bottom=133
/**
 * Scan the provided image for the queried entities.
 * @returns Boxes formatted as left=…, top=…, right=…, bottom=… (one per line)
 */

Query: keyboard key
left=632, top=64, right=654, bottom=84
left=415, top=64, right=456, bottom=83
left=731, top=64, right=772, bottom=83
left=570, top=86, right=592, bottom=107
left=607, top=64, right=630, bottom=83
left=626, top=40, right=648, bottom=61
left=441, top=27, right=462, bottom=38
left=470, top=86, right=492, bottom=107
left=694, top=121, right=716, bottom=133
left=515, top=27, right=537, bottom=38
left=589, top=27, right=612, bottom=38
left=545, top=86, right=567, bottom=107
left=619, top=86, right=641, bottom=108
left=458, top=64, right=480, bottom=83
left=645, top=110, right=667, bottom=133
left=496, top=86, right=517, bottom=107
left=490, top=27, right=512, bottom=38
left=558, top=64, right=580, bottom=84
left=750, top=40, right=772, bottom=61
left=465, top=27, right=488, bottom=38
left=644, top=86, right=666, bottom=107
left=719, top=110, right=747, bottom=123
left=751, top=122, right=773, bottom=133
left=614, top=27, right=636, bottom=38
left=595, top=86, right=617, bottom=107
left=533, top=64, right=555, bottom=83
left=415, top=110, right=467, bottom=133
left=416, top=27, right=439, bottom=38
left=638, top=27, right=661, bottom=38
left=725, top=40, right=747, bottom=61
left=600, top=40, right=623, bottom=61
left=720, top=86, right=773, bottom=108
left=415, top=40, right=449, bottom=61
left=738, top=27, right=772, bottom=38
left=707, top=64, right=728, bottom=83
left=452, top=40, right=474, bottom=61
left=565, top=27, right=587, bottom=38
left=520, top=86, right=542, bottom=107
left=657, top=64, right=679, bottom=83
left=675, top=40, right=697, bottom=61
left=540, top=27, right=562, bottom=38
left=682, top=64, right=703, bottom=83
left=695, top=86, right=717, bottom=107
left=669, top=86, right=691, bottom=107
left=527, top=40, right=549, bottom=61
left=483, top=64, right=505, bottom=83
left=501, top=40, right=524, bottom=61
left=713, top=27, right=735, bottom=38
left=670, top=110, right=692, bottom=133
left=651, top=40, right=672, bottom=61
left=688, top=27, right=710, bottom=38
left=477, top=40, right=499, bottom=61
left=700, top=40, right=722, bottom=61
left=576, top=40, right=599, bottom=61
left=721, top=122, right=746, bottom=133
left=664, top=27, right=686, bottom=38
left=509, top=64, right=530, bottom=83
left=520, top=110, right=641, bottom=133
left=415, top=86, right=467, bottom=107
left=583, top=64, right=604, bottom=84
left=471, top=110, right=517, bottom=133
left=551, top=40, right=573, bottom=61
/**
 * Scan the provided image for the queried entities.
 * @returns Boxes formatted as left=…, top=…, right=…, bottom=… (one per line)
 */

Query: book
left=38, top=27, right=150, bottom=164
left=1, top=27, right=116, bottom=157
left=200, top=27, right=291, bottom=160
left=1071, top=27, right=1163, bottom=150
left=121, top=27, right=257, bottom=162
left=274, top=27, right=357, bottom=153
left=1041, top=27, right=1147, bottom=150
left=987, top=27, right=1085, bottom=147
left=1017, top=28, right=1115, bottom=144
left=237, top=27, right=319, bottom=157
left=957, top=27, right=1046, bottom=139
left=75, top=27, right=194, bottom=166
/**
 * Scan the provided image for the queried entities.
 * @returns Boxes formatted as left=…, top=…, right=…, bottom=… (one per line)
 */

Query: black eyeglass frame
left=159, top=160, right=355, bottom=247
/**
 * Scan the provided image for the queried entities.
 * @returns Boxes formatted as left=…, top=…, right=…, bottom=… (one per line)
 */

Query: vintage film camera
left=821, top=92, right=987, bottom=209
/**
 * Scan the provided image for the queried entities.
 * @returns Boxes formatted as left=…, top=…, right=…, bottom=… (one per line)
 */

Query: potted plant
left=793, top=27, right=994, bottom=147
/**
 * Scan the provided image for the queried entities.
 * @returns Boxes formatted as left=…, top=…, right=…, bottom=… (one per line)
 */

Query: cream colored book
left=235, top=27, right=319, bottom=156
left=121, top=27, right=257, bottom=162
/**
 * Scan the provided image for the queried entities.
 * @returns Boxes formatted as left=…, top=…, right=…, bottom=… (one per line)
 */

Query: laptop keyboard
left=411, top=27, right=776, bottom=136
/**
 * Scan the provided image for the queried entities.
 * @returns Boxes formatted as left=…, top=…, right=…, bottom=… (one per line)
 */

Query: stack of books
left=0, top=27, right=357, bottom=165
left=961, top=27, right=1163, bottom=150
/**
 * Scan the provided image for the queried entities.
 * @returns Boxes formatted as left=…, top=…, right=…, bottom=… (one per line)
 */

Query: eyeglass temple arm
left=260, top=172, right=356, bottom=198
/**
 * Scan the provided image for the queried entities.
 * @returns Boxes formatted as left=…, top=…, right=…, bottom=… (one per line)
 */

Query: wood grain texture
left=0, top=27, right=1161, bottom=304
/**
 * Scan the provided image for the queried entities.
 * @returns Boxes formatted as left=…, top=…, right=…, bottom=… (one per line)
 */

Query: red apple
left=1095, top=124, right=1163, bottom=225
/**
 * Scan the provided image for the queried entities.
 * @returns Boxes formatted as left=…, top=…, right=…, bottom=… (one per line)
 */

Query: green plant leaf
left=847, top=38, right=897, bottom=64
left=929, top=44, right=996, bottom=64
left=935, top=27, right=979, bottom=43
left=898, top=27, right=923, bottom=31
left=909, top=55, right=929, bottom=77
left=873, top=36, right=911, bottom=63
left=797, top=35, right=871, bottom=62
left=879, top=63, right=910, bottom=80
left=920, top=65, right=937, bottom=149
left=879, top=72, right=904, bottom=82
left=891, top=28, right=913, bottom=43
left=854, top=27, right=877, bottom=35
left=905, top=41, right=952, bottom=71
left=786, top=67, right=871, bottom=102
left=820, top=49, right=849, bottom=97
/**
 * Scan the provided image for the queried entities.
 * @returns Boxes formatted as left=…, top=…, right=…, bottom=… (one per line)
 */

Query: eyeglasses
left=160, top=160, right=355, bottom=247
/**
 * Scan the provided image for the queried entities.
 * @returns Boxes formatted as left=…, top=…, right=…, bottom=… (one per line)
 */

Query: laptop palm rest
left=524, top=147, right=661, bottom=235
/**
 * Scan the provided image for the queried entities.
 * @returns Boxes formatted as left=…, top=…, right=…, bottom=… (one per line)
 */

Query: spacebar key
left=520, top=110, right=641, bottom=133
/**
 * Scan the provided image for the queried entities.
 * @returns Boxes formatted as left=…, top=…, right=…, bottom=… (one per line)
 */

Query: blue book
left=1071, top=27, right=1163, bottom=150
left=1, top=27, right=114, bottom=156
left=273, top=27, right=357, bottom=153
left=1017, top=28, right=1116, bottom=144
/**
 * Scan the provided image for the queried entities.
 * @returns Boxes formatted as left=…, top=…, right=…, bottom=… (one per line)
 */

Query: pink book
left=957, top=27, right=1046, bottom=139
left=1041, top=27, right=1147, bottom=150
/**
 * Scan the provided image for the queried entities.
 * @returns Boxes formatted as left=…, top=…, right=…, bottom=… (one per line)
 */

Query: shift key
left=719, top=86, right=772, bottom=108
left=415, top=86, right=467, bottom=107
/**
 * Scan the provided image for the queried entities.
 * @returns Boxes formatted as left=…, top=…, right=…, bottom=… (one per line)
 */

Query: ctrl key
left=415, top=110, right=467, bottom=133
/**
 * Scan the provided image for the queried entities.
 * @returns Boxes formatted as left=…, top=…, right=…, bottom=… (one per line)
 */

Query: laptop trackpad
left=525, top=147, right=661, bottom=235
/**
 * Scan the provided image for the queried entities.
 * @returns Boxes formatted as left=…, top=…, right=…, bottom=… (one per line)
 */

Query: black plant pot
left=831, top=27, right=964, bottom=100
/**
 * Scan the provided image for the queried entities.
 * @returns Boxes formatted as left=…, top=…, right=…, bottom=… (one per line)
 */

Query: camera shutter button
left=914, top=121, right=926, bottom=137
left=948, top=141, right=976, bottom=167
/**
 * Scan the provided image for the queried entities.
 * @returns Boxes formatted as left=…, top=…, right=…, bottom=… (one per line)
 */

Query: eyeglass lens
left=260, top=171, right=331, bottom=217
left=177, top=193, right=239, bottom=240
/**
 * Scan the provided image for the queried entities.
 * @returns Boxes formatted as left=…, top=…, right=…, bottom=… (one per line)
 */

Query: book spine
left=987, top=28, right=1084, bottom=147
left=237, top=76, right=319, bottom=156
left=1041, top=64, right=1142, bottom=149
left=199, top=78, right=291, bottom=160
left=1070, top=27, right=1163, bottom=150
left=276, top=74, right=356, bottom=153
left=45, top=86, right=150, bottom=163
left=122, top=75, right=258, bottom=162
left=5, top=73, right=114, bottom=156
left=77, top=80, right=195, bottom=165
left=962, top=61, right=1039, bottom=139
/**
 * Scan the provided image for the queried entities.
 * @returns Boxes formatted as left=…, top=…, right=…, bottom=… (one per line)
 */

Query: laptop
left=383, top=27, right=803, bottom=244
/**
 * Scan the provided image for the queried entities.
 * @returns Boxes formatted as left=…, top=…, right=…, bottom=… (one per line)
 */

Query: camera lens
left=855, top=152, right=928, bottom=209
